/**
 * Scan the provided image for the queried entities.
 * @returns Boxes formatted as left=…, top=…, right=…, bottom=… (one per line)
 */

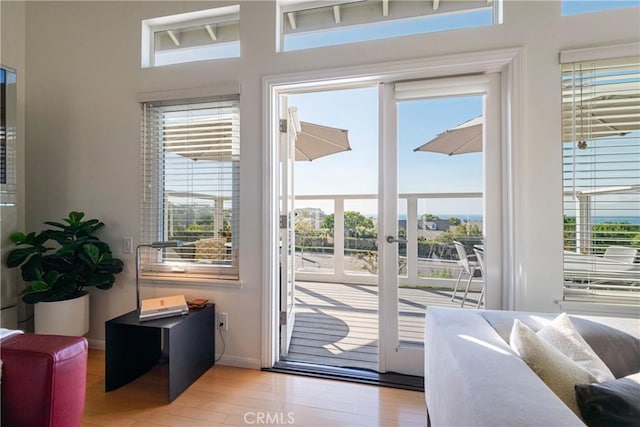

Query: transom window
left=140, top=98, right=240, bottom=280
left=562, top=0, right=639, bottom=16
left=142, top=6, right=240, bottom=68
left=279, top=0, right=498, bottom=52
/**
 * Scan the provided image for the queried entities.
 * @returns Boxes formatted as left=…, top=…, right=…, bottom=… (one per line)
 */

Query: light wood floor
left=286, top=281, right=482, bottom=370
left=83, top=350, right=428, bottom=427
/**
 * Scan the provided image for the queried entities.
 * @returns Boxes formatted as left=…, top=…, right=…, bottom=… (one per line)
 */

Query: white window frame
left=138, top=88, right=241, bottom=283
left=0, top=65, right=17, bottom=207
left=559, top=43, right=640, bottom=316
left=141, top=5, right=240, bottom=68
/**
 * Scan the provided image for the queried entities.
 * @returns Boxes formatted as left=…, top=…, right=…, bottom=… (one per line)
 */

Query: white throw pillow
left=510, top=319, right=597, bottom=415
left=538, top=313, right=615, bottom=383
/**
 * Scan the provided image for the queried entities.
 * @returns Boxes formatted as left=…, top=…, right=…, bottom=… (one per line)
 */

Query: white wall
left=22, top=1, right=639, bottom=366
left=1, top=0, right=27, bottom=329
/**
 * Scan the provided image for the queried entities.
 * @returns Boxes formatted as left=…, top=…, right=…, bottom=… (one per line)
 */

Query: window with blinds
left=141, top=98, right=240, bottom=280
left=0, top=67, right=16, bottom=206
left=561, top=54, right=640, bottom=304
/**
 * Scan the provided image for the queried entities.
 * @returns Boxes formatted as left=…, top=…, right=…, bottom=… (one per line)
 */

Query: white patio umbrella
left=413, top=116, right=482, bottom=156
left=162, top=112, right=237, bottom=161
left=415, top=81, right=639, bottom=156
left=294, top=121, right=351, bottom=162
left=163, top=113, right=351, bottom=162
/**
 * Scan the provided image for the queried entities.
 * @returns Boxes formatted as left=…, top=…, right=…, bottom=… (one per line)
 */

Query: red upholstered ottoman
left=0, top=333, right=88, bottom=427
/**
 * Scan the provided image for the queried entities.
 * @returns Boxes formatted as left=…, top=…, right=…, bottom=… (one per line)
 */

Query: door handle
left=386, top=236, right=407, bottom=244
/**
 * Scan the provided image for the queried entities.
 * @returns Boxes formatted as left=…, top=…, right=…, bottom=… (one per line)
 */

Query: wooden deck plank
left=285, top=281, right=483, bottom=370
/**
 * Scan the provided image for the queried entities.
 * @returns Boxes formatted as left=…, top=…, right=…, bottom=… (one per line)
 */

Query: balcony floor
left=283, top=281, right=483, bottom=371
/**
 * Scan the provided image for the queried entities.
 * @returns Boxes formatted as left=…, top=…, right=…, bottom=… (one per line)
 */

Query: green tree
left=563, top=215, right=576, bottom=251
left=436, top=223, right=483, bottom=257
left=322, top=211, right=375, bottom=236
left=295, top=220, right=316, bottom=236
left=591, top=222, right=640, bottom=256
left=448, top=217, right=462, bottom=226
left=197, top=211, right=215, bottom=227
left=421, top=213, right=441, bottom=221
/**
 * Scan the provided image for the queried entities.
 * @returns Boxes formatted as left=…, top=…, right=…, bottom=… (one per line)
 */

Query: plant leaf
left=43, top=271, right=60, bottom=285
left=20, top=255, right=44, bottom=282
left=6, top=247, right=36, bottom=267
left=68, top=211, right=85, bottom=224
left=82, top=243, right=101, bottom=264
left=43, top=221, right=68, bottom=230
left=9, top=231, right=27, bottom=244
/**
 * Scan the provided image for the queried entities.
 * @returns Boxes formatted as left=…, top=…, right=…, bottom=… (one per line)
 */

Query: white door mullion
left=334, top=197, right=345, bottom=280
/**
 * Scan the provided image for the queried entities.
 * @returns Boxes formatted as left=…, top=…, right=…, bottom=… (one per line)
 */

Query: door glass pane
left=397, top=95, right=483, bottom=346
left=283, top=86, right=381, bottom=370
left=344, top=199, right=378, bottom=276
left=295, top=200, right=335, bottom=274
left=398, top=198, right=408, bottom=278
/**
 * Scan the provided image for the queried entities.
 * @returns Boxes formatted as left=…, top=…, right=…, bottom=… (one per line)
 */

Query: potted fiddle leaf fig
left=6, top=211, right=124, bottom=335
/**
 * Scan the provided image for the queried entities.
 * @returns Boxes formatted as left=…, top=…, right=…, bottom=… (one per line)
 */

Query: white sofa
left=424, top=307, right=640, bottom=427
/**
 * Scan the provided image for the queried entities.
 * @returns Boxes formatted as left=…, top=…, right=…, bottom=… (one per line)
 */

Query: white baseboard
left=88, top=339, right=105, bottom=350
left=87, top=338, right=260, bottom=370
left=215, top=355, right=261, bottom=369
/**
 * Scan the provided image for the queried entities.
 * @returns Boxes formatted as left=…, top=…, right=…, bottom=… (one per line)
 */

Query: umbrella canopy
left=163, top=117, right=351, bottom=162
left=295, top=121, right=351, bottom=161
left=413, top=116, right=483, bottom=156
left=415, top=81, right=639, bottom=157
left=561, top=81, right=640, bottom=142
left=162, top=112, right=238, bottom=162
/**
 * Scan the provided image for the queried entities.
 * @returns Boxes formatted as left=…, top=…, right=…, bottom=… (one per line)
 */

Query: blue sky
left=289, top=88, right=483, bottom=218
left=285, top=8, right=492, bottom=51
left=561, top=0, right=639, bottom=15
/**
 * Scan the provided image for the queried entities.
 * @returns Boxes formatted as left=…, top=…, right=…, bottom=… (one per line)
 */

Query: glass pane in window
left=154, top=20, right=240, bottom=66
left=562, top=0, right=639, bottom=16
left=562, top=56, right=640, bottom=304
left=283, top=0, right=494, bottom=52
left=141, top=99, right=240, bottom=278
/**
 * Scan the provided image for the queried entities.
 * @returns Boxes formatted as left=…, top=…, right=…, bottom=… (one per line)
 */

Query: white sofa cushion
left=538, top=313, right=615, bottom=382
left=510, top=319, right=597, bottom=415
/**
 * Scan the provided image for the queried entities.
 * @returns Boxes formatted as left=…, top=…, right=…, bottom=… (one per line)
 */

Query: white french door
left=279, top=96, right=297, bottom=356
left=378, top=74, right=502, bottom=376
left=272, top=75, right=503, bottom=375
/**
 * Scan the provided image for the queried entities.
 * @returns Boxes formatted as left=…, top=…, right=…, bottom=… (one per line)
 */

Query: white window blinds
left=141, top=98, right=240, bottom=280
left=561, top=54, right=640, bottom=304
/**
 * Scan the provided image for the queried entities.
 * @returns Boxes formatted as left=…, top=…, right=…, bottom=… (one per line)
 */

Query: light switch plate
left=123, top=236, right=133, bottom=254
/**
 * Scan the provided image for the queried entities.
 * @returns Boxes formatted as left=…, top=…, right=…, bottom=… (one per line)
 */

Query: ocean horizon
left=387, top=214, right=639, bottom=225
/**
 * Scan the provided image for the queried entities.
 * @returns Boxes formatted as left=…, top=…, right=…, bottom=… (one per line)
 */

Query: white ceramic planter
left=34, top=293, right=90, bottom=336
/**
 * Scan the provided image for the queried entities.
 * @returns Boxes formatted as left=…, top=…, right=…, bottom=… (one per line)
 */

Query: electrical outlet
left=218, top=312, right=229, bottom=331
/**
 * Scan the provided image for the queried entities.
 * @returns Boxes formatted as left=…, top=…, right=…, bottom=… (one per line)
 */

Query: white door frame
left=261, top=48, right=524, bottom=368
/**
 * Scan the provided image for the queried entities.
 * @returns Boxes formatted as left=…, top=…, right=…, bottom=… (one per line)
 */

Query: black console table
left=105, top=304, right=215, bottom=402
